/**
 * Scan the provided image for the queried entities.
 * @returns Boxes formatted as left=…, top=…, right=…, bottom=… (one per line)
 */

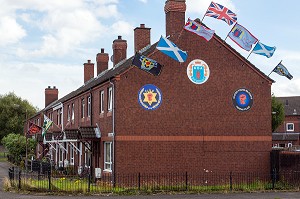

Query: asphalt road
left=0, top=161, right=300, bottom=198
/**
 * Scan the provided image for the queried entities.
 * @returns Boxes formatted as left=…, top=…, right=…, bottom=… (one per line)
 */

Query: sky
left=0, top=0, right=299, bottom=110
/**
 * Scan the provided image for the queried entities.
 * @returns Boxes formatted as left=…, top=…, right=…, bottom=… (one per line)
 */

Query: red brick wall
left=113, top=29, right=272, bottom=174
left=275, top=115, right=300, bottom=133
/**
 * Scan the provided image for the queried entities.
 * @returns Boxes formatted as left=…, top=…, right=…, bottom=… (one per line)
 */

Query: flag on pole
left=228, top=23, right=258, bottom=51
left=28, top=122, right=42, bottom=135
left=204, top=2, right=237, bottom=25
left=42, top=114, right=53, bottom=137
left=156, top=36, right=188, bottom=63
left=184, top=18, right=215, bottom=41
left=252, top=42, right=276, bottom=58
left=272, top=61, right=293, bottom=80
left=132, top=53, right=163, bottom=76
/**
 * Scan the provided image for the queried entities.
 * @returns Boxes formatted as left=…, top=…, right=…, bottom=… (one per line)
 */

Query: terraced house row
left=27, top=0, right=274, bottom=179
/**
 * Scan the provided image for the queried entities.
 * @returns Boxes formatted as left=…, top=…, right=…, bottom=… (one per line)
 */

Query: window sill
left=107, top=111, right=112, bottom=117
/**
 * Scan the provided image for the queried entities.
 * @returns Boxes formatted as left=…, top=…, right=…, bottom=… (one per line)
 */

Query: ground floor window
left=104, top=142, right=112, bottom=171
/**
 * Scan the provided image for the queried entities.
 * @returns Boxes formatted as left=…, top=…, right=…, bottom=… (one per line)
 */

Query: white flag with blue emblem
left=156, top=36, right=187, bottom=63
left=252, top=41, right=276, bottom=58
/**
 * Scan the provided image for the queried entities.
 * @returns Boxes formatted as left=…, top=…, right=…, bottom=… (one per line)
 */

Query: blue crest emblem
left=187, top=59, right=210, bottom=84
left=138, top=84, right=162, bottom=111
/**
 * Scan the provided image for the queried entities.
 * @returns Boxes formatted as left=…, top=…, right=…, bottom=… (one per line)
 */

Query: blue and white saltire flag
left=252, top=42, right=276, bottom=58
left=156, top=36, right=188, bottom=63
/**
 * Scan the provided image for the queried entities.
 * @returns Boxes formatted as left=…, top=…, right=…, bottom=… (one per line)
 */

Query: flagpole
left=200, top=6, right=209, bottom=23
left=246, top=40, right=259, bottom=60
left=268, top=61, right=281, bottom=77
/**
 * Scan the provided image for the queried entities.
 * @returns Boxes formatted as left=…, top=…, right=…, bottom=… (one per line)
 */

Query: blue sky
left=0, top=0, right=299, bottom=109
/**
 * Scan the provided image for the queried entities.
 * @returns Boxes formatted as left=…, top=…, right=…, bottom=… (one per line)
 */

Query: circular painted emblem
left=138, top=84, right=162, bottom=110
left=187, top=59, right=210, bottom=84
left=232, top=88, right=253, bottom=111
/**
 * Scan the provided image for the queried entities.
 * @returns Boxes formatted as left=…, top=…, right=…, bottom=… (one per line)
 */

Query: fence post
left=88, top=173, right=91, bottom=192
left=18, top=169, right=21, bottom=189
left=185, top=171, right=188, bottom=191
left=272, top=168, right=276, bottom=190
left=48, top=171, right=51, bottom=191
left=229, top=171, right=232, bottom=192
left=138, top=173, right=141, bottom=191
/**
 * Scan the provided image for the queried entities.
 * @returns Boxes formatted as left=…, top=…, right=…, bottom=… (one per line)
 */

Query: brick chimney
left=134, top=24, right=151, bottom=53
left=164, top=0, right=186, bottom=37
left=112, top=36, right=127, bottom=66
left=83, top=60, right=94, bottom=83
left=45, top=86, right=58, bottom=107
left=96, top=48, right=109, bottom=75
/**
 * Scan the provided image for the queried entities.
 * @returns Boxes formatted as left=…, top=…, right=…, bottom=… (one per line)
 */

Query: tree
left=1, top=133, right=37, bottom=164
left=0, top=92, right=38, bottom=140
left=272, top=94, right=285, bottom=132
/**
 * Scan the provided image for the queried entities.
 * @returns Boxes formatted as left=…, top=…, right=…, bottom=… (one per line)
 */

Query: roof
left=79, top=126, right=99, bottom=139
left=272, top=133, right=300, bottom=141
left=277, top=96, right=300, bottom=116
left=65, top=129, right=80, bottom=140
left=33, top=19, right=273, bottom=117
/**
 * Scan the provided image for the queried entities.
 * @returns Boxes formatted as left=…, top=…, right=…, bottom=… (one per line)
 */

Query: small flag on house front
left=42, top=114, right=53, bottom=137
left=28, top=122, right=42, bottom=135
left=132, top=53, right=163, bottom=76
left=156, top=36, right=188, bottom=63
left=184, top=18, right=215, bottom=41
left=204, top=1, right=237, bottom=25
left=228, top=23, right=258, bottom=51
left=272, top=61, right=293, bottom=80
left=252, top=41, right=276, bottom=58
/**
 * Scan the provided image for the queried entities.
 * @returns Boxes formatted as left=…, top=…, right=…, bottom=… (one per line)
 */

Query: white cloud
left=0, top=16, right=26, bottom=46
left=111, top=21, right=134, bottom=36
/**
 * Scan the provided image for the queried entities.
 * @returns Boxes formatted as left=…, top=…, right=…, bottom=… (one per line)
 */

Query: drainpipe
left=109, top=79, right=115, bottom=186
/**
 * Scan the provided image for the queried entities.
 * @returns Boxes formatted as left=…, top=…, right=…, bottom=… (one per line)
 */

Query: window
left=57, top=108, right=62, bottom=125
left=67, top=105, right=71, bottom=122
left=108, top=87, right=113, bottom=112
left=81, top=98, right=85, bottom=118
left=37, top=118, right=40, bottom=126
left=286, top=123, right=294, bottom=132
left=71, top=103, right=75, bottom=121
left=70, top=144, right=74, bottom=165
left=87, top=96, right=91, bottom=117
left=104, top=142, right=112, bottom=171
left=100, top=90, right=104, bottom=114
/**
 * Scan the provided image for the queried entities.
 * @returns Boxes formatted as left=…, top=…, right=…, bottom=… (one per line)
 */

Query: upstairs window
left=67, top=105, right=71, bottom=122
left=100, top=90, right=104, bottom=114
left=286, top=123, right=294, bottom=132
left=71, top=103, right=75, bottom=121
left=81, top=98, right=85, bottom=118
left=108, top=87, right=113, bottom=112
left=87, top=96, right=91, bottom=117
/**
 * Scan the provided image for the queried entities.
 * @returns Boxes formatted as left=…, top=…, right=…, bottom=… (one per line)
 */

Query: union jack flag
left=205, top=2, right=237, bottom=25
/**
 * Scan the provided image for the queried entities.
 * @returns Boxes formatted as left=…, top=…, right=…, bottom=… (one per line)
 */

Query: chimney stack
left=134, top=24, right=151, bottom=53
left=96, top=48, right=109, bottom=75
left=45, top=86, right=58, bottom=107
left=112, top=36, right=127, bottom=66
left=83, top=60, right=94, bottom=83
left=164, top=0, right=186, bottom=37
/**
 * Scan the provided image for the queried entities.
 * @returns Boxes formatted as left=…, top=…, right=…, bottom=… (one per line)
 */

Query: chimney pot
left=96, top=48, right=109, bottom=75
left=134, top=23, right=151, bottom=53
left=101, top=48, right=104, bottom=53
left=118, top=35, right=122, bottom=40
left=140, top=24, right=145, bottom=28
left=88, top=60, right=91, bottom=63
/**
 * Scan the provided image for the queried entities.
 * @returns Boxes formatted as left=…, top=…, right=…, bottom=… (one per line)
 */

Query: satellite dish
left=110, top=55, right=114, bottom=62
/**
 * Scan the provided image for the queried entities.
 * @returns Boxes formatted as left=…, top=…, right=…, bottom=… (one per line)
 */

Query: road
left=0, top=161, right=300, bottom=198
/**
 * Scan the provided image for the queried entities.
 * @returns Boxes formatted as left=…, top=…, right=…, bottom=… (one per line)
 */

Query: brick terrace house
left=27, top=0, right=274, bottom=178
left=273, top=96, right=300, bottom=148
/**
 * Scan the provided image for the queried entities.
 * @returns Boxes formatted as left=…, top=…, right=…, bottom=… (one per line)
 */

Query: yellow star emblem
left=143, top=90, right=157, bottom=105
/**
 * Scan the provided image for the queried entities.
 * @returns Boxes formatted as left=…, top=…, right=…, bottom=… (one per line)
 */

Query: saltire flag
left=184, top=18, right=215, bottom=41
left=205, top=2, right=237, bottom=25
left=156, top=36, right=188, bottom=63
left=272, top=61, right=293, bottom=80
left=28, top=122, right=42, bottom=135
left=228, top=23, right=258, bottom=51
left=132, top=53, right=163, bottom=76
left=252, top=42, right=276, bottom=58
left=42, top=114, right=53, bottom=137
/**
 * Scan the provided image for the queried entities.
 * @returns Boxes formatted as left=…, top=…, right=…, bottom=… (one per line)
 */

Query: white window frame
left=108, top=87, right=113, bottom=112
left=71, top=103, right=75, bottom=121
left=104, top=142, right=112, bottom=172
left=87, top=96, right=91, bottom=117
left=100, top=90, right=104, bottom=114
left=286, top=123, right=294, bottom=132
left=67, top=105, right=71, bottom=122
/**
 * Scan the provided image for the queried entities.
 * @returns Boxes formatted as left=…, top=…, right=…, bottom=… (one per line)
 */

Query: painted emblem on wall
left=187, top=59, right=210, bottom=84
left=138, top=84, right=162, bottom=110
left=232, top=88, right=253, bottom=111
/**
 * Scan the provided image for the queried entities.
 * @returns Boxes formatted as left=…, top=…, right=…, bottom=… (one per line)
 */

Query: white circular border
left=186, top=59, right=210, bottom=84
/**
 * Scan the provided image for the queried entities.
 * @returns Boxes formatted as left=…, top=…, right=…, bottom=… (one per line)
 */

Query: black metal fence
left=7, top=167, right=300, bottom=194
